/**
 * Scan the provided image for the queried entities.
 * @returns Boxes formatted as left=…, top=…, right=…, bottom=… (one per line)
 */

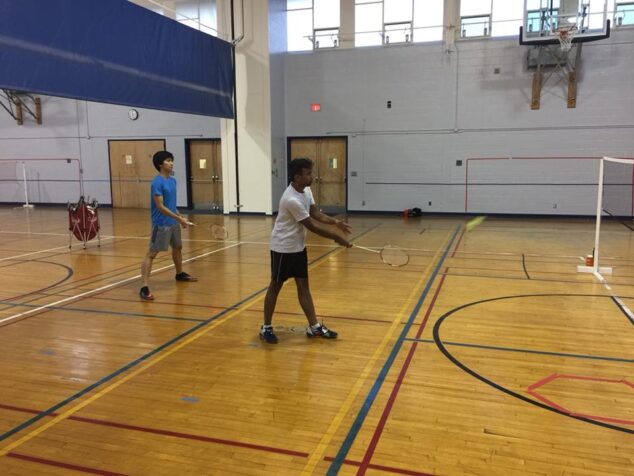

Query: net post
left=21, top=162, right=34, bottom=208
left=592, top=157, right=605, bottom=273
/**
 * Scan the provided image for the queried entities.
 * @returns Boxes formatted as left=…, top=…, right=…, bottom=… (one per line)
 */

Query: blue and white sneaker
left=306, top=323, right=337, bottom=339
left=259, top=325, right=278, bottom=344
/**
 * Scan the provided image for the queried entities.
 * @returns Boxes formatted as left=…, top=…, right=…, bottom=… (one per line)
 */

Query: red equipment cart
left=68, top=196, right=101, bottom=249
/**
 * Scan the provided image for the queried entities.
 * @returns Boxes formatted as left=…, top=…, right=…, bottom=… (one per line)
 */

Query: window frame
left=615, top=1, right=634, bottom=26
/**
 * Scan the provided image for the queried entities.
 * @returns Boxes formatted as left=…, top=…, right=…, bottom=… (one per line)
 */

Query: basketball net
left=556, top=25, right=577, bottom=52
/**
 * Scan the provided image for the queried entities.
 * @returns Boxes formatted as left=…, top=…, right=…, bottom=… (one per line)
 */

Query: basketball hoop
left=556, top=25, right=577, bottom=52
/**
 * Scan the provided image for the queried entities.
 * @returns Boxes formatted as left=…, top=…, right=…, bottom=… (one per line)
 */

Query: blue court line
left=0, top=299, right=204, bottom=323
left=327, top=225, right=461, bottom=476
left=0, top=230, right=374, bottom=443
left=407, top=338, right=634, bottom=363
left=0, top=293, right=260, bottom=442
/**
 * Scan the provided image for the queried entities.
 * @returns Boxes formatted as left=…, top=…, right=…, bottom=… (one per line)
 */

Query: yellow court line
left=0, top=285, right=266, bottom=456
left=0, top=240, right=347, bottom=456
left=300, top=229, right=454, bottom=475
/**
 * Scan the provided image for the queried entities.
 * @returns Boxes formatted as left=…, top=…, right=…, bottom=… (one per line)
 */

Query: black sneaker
left=259, top=326, right=278, bottom=344
left=307, top=323, right=337, bottom=339
left=175, top=272, right=198, bottom=282
left=139, top=286, right=154, bottom=301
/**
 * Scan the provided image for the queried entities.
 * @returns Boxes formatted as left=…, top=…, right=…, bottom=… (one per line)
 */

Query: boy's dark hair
left=289, top=158, right=313, bottom=182
left=153, top=150, right=174, bottom=171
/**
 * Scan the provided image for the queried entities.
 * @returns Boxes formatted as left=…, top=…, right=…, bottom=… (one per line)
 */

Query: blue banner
left=0, top=0, right=234, bottom=117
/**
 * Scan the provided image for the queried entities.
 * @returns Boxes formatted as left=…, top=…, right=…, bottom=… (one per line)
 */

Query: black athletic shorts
left=270, top=248, right=308, bottom=283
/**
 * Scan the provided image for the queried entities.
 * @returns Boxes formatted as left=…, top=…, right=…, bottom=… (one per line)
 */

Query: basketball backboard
left=520, top=0, right=611, bottom=45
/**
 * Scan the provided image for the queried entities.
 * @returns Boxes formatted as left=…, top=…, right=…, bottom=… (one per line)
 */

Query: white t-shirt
left=270, top=184, right=315, bottom=253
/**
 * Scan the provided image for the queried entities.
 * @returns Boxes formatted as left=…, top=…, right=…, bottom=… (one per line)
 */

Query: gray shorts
left=149, top=224, right=182, bottom=252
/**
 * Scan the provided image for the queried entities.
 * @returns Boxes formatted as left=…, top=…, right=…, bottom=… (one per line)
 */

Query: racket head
left=465, top=215, right=486, bottom=232
left=211, top=224, right=229, bottom=240
left=380, top=245, right=409, bottom=267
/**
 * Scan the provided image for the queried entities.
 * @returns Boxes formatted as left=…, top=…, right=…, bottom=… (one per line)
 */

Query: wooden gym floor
left=0, top=206, right=632, bottom=475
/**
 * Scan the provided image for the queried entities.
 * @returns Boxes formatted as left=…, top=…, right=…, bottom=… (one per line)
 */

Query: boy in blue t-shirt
left=140, top=151, right=197, bottom=300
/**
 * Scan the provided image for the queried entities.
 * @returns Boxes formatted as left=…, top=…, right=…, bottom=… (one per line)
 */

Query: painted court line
left=0, top=236, right=114, bottom=262
left=358, top=270, right=450, bottom=474
left=407, top=338, right=634, bottom=364
left=0, top=242, right=239, bottom=326
left=0, top=288, right=262, bottom=451
left=0, top=238, right=364, bottom=456
left=0, top=402, right=448, bottom=473
left=0, top=299, right=205, bottom=323
left=594, top=272, right=634, bottom=325
left=324, top=225, right=461, bottom=476
left=7, top=452, right=127, bottom=476
left=0, top=402, right=438, bottom=475
left=324, top=456, right=433, bottom=476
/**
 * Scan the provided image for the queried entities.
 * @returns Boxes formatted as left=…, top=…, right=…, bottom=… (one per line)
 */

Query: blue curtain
left=0, top=0, right=234, bottom=117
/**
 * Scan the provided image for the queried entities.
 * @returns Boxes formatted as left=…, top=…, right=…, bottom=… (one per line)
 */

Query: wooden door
left=109, top=140, right=165, bottom=208
left=289, top=137, right=346, bottom=213
left=188, top=139, right=223, bottom=211
left=289, top=138, right=320, bottom=201
left=316, top=138, right=346, bottom=212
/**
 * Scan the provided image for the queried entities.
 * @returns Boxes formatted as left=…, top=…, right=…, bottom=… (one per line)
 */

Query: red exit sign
left=310, top=103, right=321, bottom=112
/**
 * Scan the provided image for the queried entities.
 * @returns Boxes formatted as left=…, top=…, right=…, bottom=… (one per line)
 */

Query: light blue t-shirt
left=150, top=175, right=178, bottom=226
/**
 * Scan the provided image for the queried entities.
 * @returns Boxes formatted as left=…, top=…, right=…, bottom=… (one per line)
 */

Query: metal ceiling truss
left=0, top=89, right=42, bottom=125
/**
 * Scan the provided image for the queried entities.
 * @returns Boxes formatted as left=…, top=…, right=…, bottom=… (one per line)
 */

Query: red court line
left=69, top=415, right=310, bottom=457
left=527, top=373, right=559, bottom=391
left=527, top=374, right=634, bottom=425
left=324, top=456, right=434, bottom=475
left=451, top=231, right=465, bottom=258
left=0, top=403, right=437, bottom=473
left=568, top=412, right=634, bottom=426
left=0, top=402, right=307, bottom=457
left=526, top=389, right=569, bottom=413
left=6, top=452, right=128, bottom=476
left=357, top=270, right=450, bottom=475
left=556, top=374, right=625, bottom=384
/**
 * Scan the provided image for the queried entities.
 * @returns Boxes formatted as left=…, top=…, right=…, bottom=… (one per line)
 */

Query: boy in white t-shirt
left=261, top=158, right=352, bottom=344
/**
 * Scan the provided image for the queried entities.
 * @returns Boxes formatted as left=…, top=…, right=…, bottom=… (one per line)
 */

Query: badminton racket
left=354, top=244, right=409, bottom=267
left=185, top=222, right=228, bottom=240
left=207, top=224, right=229, bottom=240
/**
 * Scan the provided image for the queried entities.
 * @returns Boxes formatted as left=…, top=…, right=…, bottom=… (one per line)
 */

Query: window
left=288, top=0, right=314, bottom=51
left=491, top=0, right=523, bottom=37
left=461, top=0, right=524, bottom=38
left=413, top=0, right=443, bottom=42
left=461, top=15, right=491, bottom=37
left=525, top=0, right=560, bottom=34
left=384, top=0, right=413, bottom=43
left=129, top=0, right=218, bottom=37
left=460, top=0, right=492, bottom=37
left=355, top=0, right=443, bottom=46
left=287, top=0, right=341, bottom=51
left=355, top=1, right=383, bottom=46
left=175, top=0, right=218, bottom=36
left=314, top=0, right=340, bottom=48
left=615, top=1, right=634, bottom=25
